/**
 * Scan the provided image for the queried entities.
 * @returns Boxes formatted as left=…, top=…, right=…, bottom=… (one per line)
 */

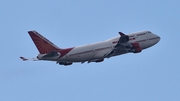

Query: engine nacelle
left=58, top=62, right=73, bottom=66
left=95, top=59, right=104, bottom=63
left=131, top=42, right=140, bottom=48
left=64, top=63, right=73, bottom=66
left=88, top=59, right=104, bottom=63
left=134, top=47, right=142, bottom=53
left=130, top=42, right=142, bottom=53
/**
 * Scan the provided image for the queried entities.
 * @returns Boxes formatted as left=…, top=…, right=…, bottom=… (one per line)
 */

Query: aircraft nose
left=155, top=34, right=160, bottom=43
left=151, top=33, right=161, bottom=45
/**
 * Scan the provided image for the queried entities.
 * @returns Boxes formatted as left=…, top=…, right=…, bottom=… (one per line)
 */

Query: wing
left=20, top=57, right=39, bottom=61
left=106, top=32, right=142, bottom=58
left=42, top=50, right=59, bottom=58
left=118, top=32, right=130, bottom=43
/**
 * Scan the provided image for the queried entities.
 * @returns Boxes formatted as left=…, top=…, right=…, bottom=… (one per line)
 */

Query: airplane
left=20, top=30, right=160, bottom=66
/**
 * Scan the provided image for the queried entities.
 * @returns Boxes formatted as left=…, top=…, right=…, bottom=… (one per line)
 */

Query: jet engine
left=95, top=59, right=104, bottom=63
left=131, top=42, right=140, bottom=48
left=88, top=58, right=104, bottom=63
left=134, top=47, right=142, bottom=53
left=58, top=62, right=73, bottom=66
left=131, top=42, right=142, bottom=53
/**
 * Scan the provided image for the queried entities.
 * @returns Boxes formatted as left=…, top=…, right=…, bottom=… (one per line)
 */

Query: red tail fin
left=28, top=31, right=60, bottom=54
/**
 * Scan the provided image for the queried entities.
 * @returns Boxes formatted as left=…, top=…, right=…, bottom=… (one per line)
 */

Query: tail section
left=28, top=31, right=60, bottom=54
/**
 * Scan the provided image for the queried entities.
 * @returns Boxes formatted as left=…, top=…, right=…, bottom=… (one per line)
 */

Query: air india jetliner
left=20, top=30, right=160, bottom=66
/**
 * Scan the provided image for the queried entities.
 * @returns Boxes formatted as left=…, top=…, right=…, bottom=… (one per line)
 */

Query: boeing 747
left=20, top=30, right=160, bottom=66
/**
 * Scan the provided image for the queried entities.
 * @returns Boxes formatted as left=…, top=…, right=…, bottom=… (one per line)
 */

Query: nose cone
left=153, top=34, right=161, bottom=44
left=140, top=31, right=160, bottom=49
left=147, top=33, right=160, bottom=48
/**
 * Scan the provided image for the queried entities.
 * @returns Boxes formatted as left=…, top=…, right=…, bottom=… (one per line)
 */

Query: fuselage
left=21, top=30, right=160, bottom=65
left=51, top=31, right=160, bottom=63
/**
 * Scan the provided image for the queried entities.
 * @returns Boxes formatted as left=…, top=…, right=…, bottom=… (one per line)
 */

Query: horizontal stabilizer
left=42, top=51, right=59, bottom=58
left=20, top=57, right=28, bottom=61
left=20, top=57, right=39, bottom=61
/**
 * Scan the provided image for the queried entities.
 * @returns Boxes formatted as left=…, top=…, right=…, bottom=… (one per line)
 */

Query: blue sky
left=0, top=0, right=180, bottom=101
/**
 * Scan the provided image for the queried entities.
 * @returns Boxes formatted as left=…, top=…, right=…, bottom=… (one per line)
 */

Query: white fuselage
left=54, top=31, right=160, bottom=63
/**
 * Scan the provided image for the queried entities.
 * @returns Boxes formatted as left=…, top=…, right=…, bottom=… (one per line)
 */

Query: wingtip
left=20, top=57, right=28, bottom=61
left=118, top=32, right=125, bottom=36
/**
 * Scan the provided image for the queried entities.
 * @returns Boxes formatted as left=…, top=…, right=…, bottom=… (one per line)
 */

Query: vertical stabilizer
left=28, top=31, right=60, bottom=54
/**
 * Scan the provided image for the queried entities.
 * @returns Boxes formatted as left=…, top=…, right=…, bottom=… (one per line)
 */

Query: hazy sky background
left=0, top=0, right=180, bottom=101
